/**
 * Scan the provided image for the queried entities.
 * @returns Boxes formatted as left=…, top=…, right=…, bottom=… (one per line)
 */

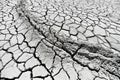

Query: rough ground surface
left=0, top=0, right=120, bottom=80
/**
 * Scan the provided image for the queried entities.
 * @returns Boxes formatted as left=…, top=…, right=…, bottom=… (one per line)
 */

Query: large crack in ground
left=0, top=0, right=120, bottom=80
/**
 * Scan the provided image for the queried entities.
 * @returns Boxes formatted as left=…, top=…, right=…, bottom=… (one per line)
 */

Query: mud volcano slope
left=1, top=0, right=120, bottom=80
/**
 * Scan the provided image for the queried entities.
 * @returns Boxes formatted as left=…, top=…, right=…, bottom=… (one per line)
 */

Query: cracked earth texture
left=1, top=0, right=120, bottom=80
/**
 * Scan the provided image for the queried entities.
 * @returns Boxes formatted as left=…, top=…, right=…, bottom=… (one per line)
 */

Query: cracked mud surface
left=0, top=0, right=120, bottom=80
